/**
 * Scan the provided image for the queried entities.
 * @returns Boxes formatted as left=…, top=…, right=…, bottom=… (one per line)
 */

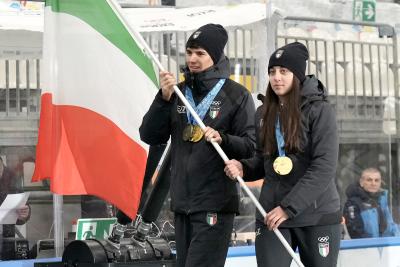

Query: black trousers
left=255, top=223, right=341, bottom=267
left=174, top=212, right=234, bottom=267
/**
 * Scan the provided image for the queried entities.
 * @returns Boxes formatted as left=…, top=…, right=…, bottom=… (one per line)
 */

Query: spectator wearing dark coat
left=343, top=167, right=400, bottom=238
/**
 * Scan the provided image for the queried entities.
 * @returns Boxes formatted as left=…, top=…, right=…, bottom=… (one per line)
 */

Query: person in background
left=224, top=42, right=341, bottom=267
left=343, top=167, right=400, bottom=238
left=140, top=23, right=256, bottom=267
left=0, top=157, right=30, bottom=259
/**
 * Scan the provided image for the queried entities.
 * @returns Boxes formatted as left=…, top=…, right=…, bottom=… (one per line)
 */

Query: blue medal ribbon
left=275, top=116, right=286, bottom=157
left=185, top=79, right=225, bottom=124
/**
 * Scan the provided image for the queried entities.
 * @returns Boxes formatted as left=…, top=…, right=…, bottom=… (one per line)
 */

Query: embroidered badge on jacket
left=177, top=105, right=186, bottom=114
left=206, top=212, right=218, bottom=226
left=209, top=101, right=221, bottom=119
left=255, top=227, right=261, bottom=236
left=318, top=236, right=330, bottom=257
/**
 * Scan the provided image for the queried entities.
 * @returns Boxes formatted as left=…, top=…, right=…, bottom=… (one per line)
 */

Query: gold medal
left=273, top=156, right=293, bottom=175
left=182, top=124, right=193, bottom=141
left=190, top=125, right=204, bottom=142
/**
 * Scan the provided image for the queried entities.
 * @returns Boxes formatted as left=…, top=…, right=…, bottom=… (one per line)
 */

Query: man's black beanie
left=186, top=23, right=228, bottom=64
left=268, top=42, right=309, bottom=82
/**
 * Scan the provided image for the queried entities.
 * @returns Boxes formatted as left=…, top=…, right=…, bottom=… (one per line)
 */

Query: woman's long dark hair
left=261, top=76, right=302, bottom=155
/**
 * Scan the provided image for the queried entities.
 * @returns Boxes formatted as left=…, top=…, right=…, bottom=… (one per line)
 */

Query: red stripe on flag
left=33, top=93, right=146, bottom=218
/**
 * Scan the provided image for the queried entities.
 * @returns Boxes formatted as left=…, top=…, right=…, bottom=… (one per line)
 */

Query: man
left=139, top=24, right=256, bottom=267
left=343, top=167, right=400, bottom=238
left=0, top=157, right=30, bottom=259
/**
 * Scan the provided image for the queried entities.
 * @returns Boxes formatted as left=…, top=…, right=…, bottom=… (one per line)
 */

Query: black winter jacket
left=241, top=75, right=341, bottom=227
left=139, top=57, right=256, bottom=214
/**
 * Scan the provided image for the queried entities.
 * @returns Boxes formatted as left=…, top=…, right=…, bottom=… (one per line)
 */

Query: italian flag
left=32, top=0, right=158, bottom=219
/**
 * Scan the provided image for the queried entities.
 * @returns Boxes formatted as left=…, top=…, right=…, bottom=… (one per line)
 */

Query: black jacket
left=241, top=75, right=341, bottom=227
left=139, top=56, right=256, bottom=214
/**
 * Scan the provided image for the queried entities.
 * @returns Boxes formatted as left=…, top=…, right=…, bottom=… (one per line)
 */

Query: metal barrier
left=141, top=25, right=265, bottom=93
left=0, top=17, right=399, bottom=141
left=0, top=58, right=41, bottom=117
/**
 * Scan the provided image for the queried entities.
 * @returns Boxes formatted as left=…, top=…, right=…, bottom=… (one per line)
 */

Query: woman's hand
left=224, top=159, right=244, bottom=180
left=160, top=71, right=176, bottom=101
left=265, top=206, right=289, bottom=230
left=204, top=126, right=222, bottom=144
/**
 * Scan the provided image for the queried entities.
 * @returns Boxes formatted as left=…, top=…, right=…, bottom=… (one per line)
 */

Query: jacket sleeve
left=240, top=151, right=265, bottom=182
left=343, top=199, right=366, bottom=239
left=385, top=210, right=400, bottom=237
left=220, top=91, right=256, bottom=159
left=239, top=105, right=265, bottom=181
left=280, top=102, right=339, bottom=218
left=139, top=89, right=174, bottom=145
left=381, top=191, right=400, bottom=236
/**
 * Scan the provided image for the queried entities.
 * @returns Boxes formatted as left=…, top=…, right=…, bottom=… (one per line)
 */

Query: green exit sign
left=353, top=0, right=376, bottom=22
left=75, top=217, right=117, bottom=240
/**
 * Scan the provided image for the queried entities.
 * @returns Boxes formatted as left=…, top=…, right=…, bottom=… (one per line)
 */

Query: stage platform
left=1, top=237, right=400, bottom=267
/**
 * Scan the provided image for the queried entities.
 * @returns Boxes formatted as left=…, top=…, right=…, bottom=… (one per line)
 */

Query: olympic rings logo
left=318, top=236, right=329, bottom=243
left=212, top=101, right=221, bottom=106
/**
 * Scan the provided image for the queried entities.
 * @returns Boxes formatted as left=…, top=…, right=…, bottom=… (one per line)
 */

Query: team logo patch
left=177, top=105, right=186, bottom=114
left=275, top=49, right=284, bottom=58
left=206, top=212, right=218, bottom=226
left=209, top=106, right=220, bottom=119
left=209, top=101, right=221, bottom=119
left=255, top=228, right=261, bottom=236
left=193, top=30, right=201, bottom=39
left=318, top=236, right=330, bottom=257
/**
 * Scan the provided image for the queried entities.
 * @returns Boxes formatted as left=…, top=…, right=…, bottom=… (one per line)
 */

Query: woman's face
left=269, top=66, right=294, bottom=97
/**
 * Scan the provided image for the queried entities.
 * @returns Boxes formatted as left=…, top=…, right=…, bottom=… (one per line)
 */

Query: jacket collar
left=182, top=55, right=230, bottom=95
left=300, top=75, right=328, bottom=108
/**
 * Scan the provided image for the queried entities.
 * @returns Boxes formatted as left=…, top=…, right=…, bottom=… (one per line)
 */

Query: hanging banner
left=123, top=3, right=267, bottom=32
left=0, top=3, right=267, bottom=32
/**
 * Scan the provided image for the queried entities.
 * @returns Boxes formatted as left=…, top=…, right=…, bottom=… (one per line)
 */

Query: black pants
left=174, top=212, right=234, bottom=267
left=255, top=223, right=341, bottom=267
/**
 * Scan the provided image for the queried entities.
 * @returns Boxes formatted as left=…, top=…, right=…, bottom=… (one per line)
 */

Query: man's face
left=360, top=171, right=382, bottom=193
left=185, top=47, right=214, bottom=73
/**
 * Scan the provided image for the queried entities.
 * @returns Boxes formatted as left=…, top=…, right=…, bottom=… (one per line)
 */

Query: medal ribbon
left=275, top=116, right=286, bottom=157
left=185, top=79, right=225, bottom=125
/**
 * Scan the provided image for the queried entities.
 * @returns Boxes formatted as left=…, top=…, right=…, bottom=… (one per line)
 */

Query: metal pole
left=53, top=194, right=64, bottom=257
left=107, top=0, right=304, bottom=266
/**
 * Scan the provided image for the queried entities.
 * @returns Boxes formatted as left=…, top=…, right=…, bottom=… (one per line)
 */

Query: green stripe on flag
left=46, top=0, right=158, bottom=86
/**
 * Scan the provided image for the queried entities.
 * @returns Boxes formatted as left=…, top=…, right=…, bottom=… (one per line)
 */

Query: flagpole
left=107, top=1, right=303, bottom=266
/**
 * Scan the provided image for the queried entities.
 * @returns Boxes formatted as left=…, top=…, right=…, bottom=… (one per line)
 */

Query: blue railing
left=227, top=236, right=400, bottom=257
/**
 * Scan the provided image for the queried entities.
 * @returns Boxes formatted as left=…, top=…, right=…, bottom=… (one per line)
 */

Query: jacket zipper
left=185, top=143, right=193, bottom=215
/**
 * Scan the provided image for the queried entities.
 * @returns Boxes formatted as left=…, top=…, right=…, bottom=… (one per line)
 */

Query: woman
left=224, top=42, right=341, bottom=267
